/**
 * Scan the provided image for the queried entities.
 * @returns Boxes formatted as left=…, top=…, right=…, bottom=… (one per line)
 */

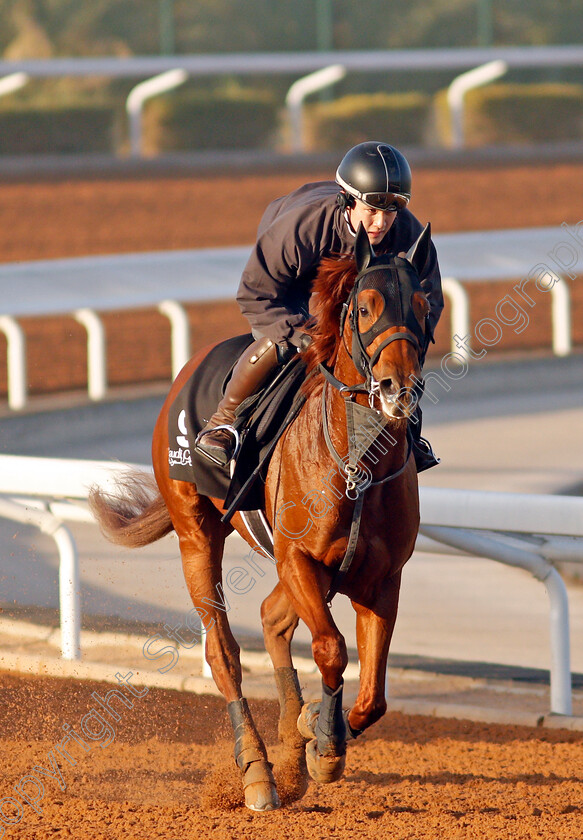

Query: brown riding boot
left=194, top=336, right=280, bottom=466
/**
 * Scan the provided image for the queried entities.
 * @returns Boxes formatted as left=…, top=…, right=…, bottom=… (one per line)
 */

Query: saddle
left=167, top=334, right=307, bottom=516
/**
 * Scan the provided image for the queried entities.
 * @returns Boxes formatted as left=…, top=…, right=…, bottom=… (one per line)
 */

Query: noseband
left=330, top=254, right=428, bottom=398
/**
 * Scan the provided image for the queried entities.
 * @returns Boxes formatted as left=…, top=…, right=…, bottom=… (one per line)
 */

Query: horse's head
left=343, top=223, right=432, bottom=419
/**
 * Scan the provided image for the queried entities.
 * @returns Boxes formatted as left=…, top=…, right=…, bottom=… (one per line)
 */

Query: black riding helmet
left=335, top=141, right=412, bottom=212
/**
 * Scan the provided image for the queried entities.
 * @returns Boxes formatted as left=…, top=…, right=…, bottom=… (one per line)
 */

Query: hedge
left=143, top=89, right=279, bottom=153
left=0, top=105, right=116, bottom=155
left=434, top=83, right=583, bottom=147
left=303, top=92, right=431, bottom=151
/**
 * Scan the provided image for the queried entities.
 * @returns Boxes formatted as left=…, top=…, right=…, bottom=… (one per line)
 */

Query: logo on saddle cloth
left=169, top=409, right=192, bottom=469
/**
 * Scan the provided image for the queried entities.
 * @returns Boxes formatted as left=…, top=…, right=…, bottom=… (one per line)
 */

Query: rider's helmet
left=335, top=141, right=412, bottom=212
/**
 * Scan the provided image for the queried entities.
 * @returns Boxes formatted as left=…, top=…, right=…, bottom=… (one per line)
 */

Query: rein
left=319, top=258, right=424, bottom=602
left=320, top=366, right=412, bottom=603
left=311, top=224, right=433, bottom=602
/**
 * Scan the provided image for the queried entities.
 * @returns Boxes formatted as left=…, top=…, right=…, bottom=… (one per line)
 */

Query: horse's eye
left=358, top=306, right=369, bottom=317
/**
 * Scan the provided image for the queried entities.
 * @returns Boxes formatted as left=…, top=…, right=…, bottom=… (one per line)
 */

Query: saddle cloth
left=167, top=334, right=307, bottom=514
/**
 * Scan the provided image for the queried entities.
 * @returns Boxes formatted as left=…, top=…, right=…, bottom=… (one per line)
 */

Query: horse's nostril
left=380, top=378, right=392, bottom=393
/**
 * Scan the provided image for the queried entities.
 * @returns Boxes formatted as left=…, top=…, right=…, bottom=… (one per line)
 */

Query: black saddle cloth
left=167, top=334, right=306, bottom=509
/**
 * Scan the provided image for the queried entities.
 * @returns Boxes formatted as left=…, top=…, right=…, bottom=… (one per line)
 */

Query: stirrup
left=194, top=425, right=241, bottom=466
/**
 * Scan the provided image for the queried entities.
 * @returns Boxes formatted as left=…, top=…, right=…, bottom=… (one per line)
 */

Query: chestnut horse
left=90, top=223, right=431, bottom=811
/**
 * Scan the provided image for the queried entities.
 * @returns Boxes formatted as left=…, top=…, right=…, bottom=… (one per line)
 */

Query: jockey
left=195, top=141, right=444, bottom=472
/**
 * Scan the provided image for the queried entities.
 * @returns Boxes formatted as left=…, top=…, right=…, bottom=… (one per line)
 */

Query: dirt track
left=1, top=159, right=583, bottom=261
left=1, top=158, right=583, bottom=836
left=1, top=672, right=583, bottom=839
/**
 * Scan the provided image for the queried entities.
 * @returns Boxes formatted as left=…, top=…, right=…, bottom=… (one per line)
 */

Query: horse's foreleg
left=348, top=570, right=402, bottom=735
left=261, top=583, right=309, bottom=800
left=276, top=550, right=348, bottom=784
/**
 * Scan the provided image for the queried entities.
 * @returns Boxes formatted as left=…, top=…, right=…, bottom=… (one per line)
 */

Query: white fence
left=0, top=225, right=580, bottom=410
left=3, top=47, right=583, bottom=156
left=4, top=46, right=583, bottom=80
left=0, top=454, right=581, bottom=716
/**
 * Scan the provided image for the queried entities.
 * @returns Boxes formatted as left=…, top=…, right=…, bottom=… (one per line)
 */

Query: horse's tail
left=88, top=470, right=174, bottom=548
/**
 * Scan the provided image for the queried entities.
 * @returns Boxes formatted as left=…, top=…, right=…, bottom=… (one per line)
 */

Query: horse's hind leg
left=162, top=483, right=279, bottom=811
left=261, top=583, right=309, bottom=800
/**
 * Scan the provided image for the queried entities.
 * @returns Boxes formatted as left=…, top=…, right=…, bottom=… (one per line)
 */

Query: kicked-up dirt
left=1, top=671, right=582, bottom=839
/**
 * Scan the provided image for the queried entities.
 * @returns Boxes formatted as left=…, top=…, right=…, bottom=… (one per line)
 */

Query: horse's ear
left=354, top=222, right=375, bottom=272
left=406, top=222, right=431, bottom=274
left=412, top=290, right=430, bottom=322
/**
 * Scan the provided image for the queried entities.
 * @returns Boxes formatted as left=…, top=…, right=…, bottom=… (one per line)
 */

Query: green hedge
left=434, top=83, right=583, bottom=147
left=143, top=89, right=279, bottom=153
left=303, top=92, right=431, bottom=151
left=0, top=105, right=116, bottom=154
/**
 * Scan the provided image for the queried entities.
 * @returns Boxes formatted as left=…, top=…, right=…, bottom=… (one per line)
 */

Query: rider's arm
left=237, top=195, right=337, bottom=349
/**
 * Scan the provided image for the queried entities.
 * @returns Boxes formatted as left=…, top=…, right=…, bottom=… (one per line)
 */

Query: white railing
left=417, top=488, right=583, bottom=716
left=2, top=46, right=583, bottom=79
left=0, top=454, right=581, bottom=715
left=0, top=456, right=148, bottom=660
left=2, top=47, right=583, bottom=159
left=126, top=69, right=188, bottom=157
left=285, top=64, right=346, bottom=152
left=1, top=226, right=580, bottom=410
left=0, top=247, right=246, bottom=410
left=447, top=59, right=507, bottom=148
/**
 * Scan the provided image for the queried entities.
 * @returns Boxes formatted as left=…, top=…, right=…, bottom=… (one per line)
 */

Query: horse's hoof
left=297, top=701, right=320, bottom=740
left=245, top=782, right=280, bottom=811
left=243, top=760, right=281, bottom=811
left=305, top=738, right=346, bottom=784
left=274, top=749, right=310, bottom=804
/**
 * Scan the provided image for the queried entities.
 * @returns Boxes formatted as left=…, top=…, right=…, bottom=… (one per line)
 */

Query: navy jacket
left=236, top=181, right=443, bottom=348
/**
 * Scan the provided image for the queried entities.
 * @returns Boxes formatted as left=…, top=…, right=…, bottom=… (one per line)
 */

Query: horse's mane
left=301, top=254, right=357, bottom=394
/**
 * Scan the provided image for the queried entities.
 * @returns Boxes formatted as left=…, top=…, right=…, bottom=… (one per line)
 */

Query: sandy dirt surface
left=0, top=159, right=582, bottom=396
left=1, top=160, right=583, bottom=261
left=1, top=671, right=583, bottom=839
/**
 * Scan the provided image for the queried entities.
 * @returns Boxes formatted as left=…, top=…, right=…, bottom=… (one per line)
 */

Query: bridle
left=320, top=253, right=429, bottom=405
left=319, top=253, right=430, bottom=603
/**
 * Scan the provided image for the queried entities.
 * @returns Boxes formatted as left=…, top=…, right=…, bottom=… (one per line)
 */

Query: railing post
left=285, top=64, right=346, bottom=153
left=0, top=497, right=81, bottom=660
left=0, top=315, right=27, bottom=410
left=74, top=308, right=107, bottom=401
left=420, top=524, right=573, bottom=716
left=158, top=299, right=190, bottom=378
left=447, top=60, right=507, bottom=149
left=550, top=276, right=571, bottom=357
left=441, top=277, right=470, bottom=361
left=126, top=69, right=188, bottom=158
left=53, top=524, right=81, bottom=660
